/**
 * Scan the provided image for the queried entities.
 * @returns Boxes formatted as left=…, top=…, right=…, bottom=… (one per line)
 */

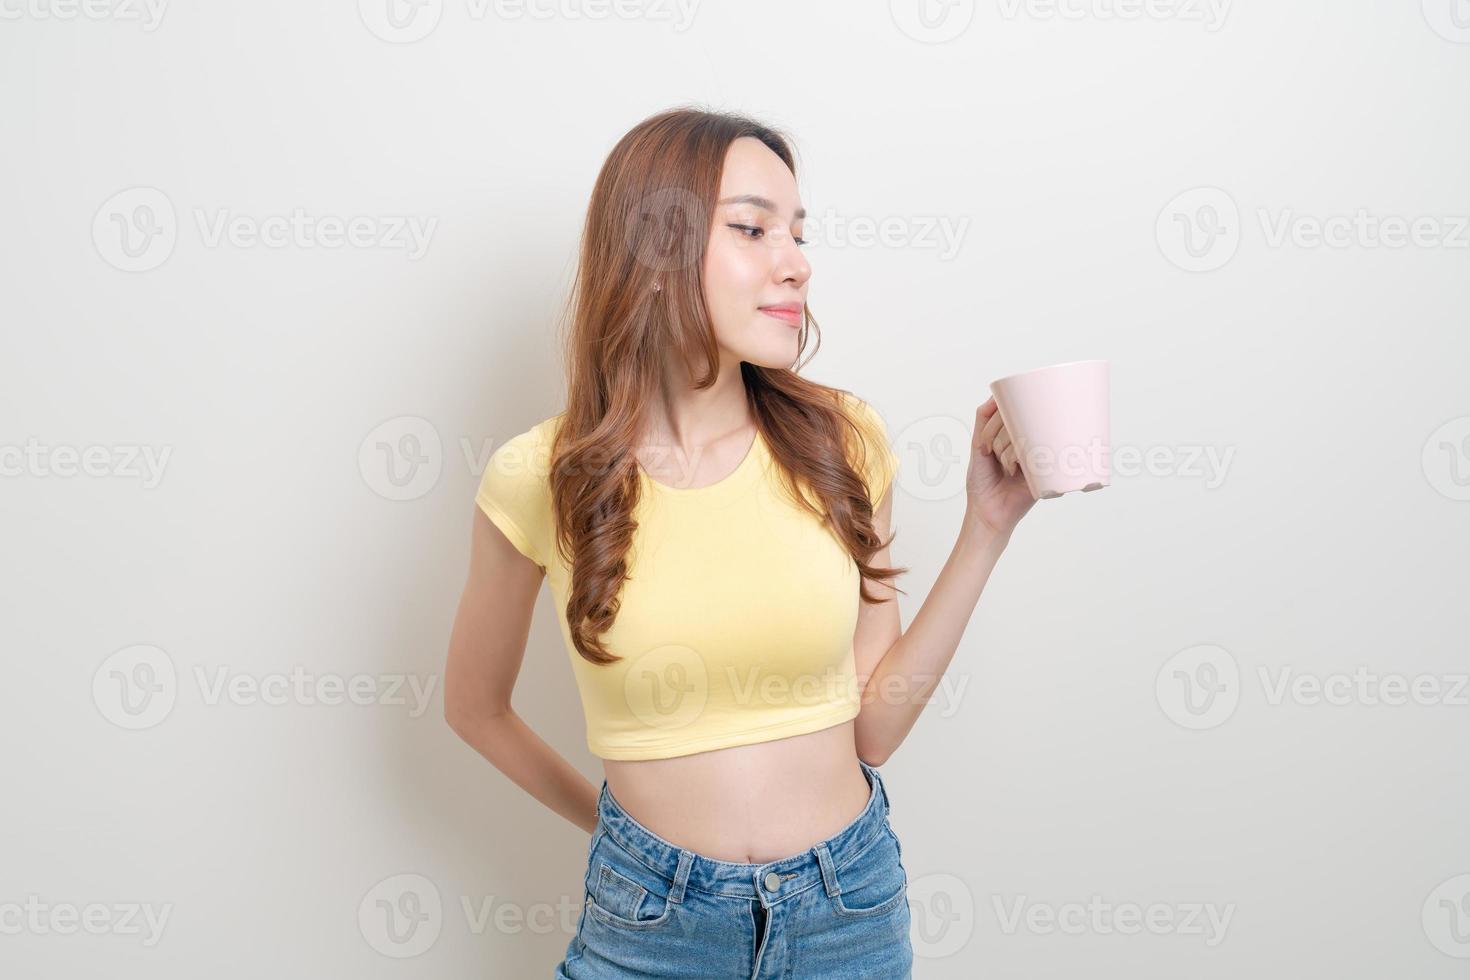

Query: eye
left=729, top=223, right=808, bottom=247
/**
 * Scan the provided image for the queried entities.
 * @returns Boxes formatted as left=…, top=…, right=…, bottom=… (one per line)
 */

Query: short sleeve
left=475, top=421, right=555, bottom=568
left=841, top=393, right=900, bottom=508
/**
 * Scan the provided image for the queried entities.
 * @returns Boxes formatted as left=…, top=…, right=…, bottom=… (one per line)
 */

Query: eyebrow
left=716, top=194, right=806, bottom=221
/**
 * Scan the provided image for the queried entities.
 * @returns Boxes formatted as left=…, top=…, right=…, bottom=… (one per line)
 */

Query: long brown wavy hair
left=545, top=105, right=907, bottom=665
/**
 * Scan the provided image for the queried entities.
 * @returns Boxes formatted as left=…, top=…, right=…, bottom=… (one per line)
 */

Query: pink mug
left=988, top=359, right=1110, bottom=499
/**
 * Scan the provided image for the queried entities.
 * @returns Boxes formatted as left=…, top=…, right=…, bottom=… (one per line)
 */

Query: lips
left=759, top=304, right=803, bottom=327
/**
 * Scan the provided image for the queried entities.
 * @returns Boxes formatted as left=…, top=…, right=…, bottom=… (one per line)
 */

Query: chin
left=741, top=343, right=800, bottom=370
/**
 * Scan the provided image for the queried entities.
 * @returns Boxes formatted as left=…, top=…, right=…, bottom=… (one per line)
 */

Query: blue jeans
left=554, top=759, right=913, bottom=979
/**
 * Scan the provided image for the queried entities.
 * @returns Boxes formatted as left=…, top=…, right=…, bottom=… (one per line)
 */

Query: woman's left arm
left=852, top=397, right=1036, bottom=767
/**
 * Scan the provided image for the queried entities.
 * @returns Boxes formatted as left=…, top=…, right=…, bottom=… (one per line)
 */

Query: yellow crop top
left=474, top=391, right=900, bottom=761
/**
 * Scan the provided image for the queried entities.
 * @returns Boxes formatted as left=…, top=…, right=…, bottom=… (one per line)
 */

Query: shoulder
left=474, top=412, right=565, bottom=567
left=835, top=390, right=884, bottom=429
left=830, top=389, right=900, bottom=504
left=490, top=412, right=565, bottom=467
left=832, top=390, right=893, bottom=446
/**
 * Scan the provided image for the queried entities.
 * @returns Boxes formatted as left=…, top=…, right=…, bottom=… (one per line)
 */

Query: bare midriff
left=600, top=719, right=874, bottom=864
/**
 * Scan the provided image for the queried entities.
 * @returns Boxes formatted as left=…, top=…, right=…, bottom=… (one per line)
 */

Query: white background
left=3, top=0, right=1469, bottom=976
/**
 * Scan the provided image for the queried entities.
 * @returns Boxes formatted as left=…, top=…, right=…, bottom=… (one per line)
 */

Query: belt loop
left=813, top=841, right=840, bottom=898
left=667, top=849, right=694, bottom=904
left=873, top=767, right=892, bottom=817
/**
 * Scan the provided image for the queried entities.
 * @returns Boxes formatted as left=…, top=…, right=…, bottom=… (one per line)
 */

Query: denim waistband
left=593, top=759, right=893, bottom=908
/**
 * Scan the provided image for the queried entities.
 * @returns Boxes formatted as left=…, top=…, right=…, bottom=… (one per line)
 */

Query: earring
left=651, top=281, right=661, bottom=292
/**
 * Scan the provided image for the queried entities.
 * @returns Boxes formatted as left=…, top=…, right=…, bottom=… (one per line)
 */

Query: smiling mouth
left=759, top=307, right=803, bottom=327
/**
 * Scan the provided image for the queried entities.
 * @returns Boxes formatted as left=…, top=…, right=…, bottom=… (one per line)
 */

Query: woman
left=444, top=106, right=1036, bottom=978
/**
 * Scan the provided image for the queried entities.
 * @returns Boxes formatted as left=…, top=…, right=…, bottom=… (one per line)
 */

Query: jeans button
left=763, top=871, right=781, bottom=892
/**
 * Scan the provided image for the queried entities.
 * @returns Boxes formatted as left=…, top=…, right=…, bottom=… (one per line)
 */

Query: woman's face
left=701, top=137, right=812, bottom=369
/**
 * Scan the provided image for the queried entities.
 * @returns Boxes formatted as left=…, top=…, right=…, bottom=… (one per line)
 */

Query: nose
left=773, top=231, right=811, bottom=288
